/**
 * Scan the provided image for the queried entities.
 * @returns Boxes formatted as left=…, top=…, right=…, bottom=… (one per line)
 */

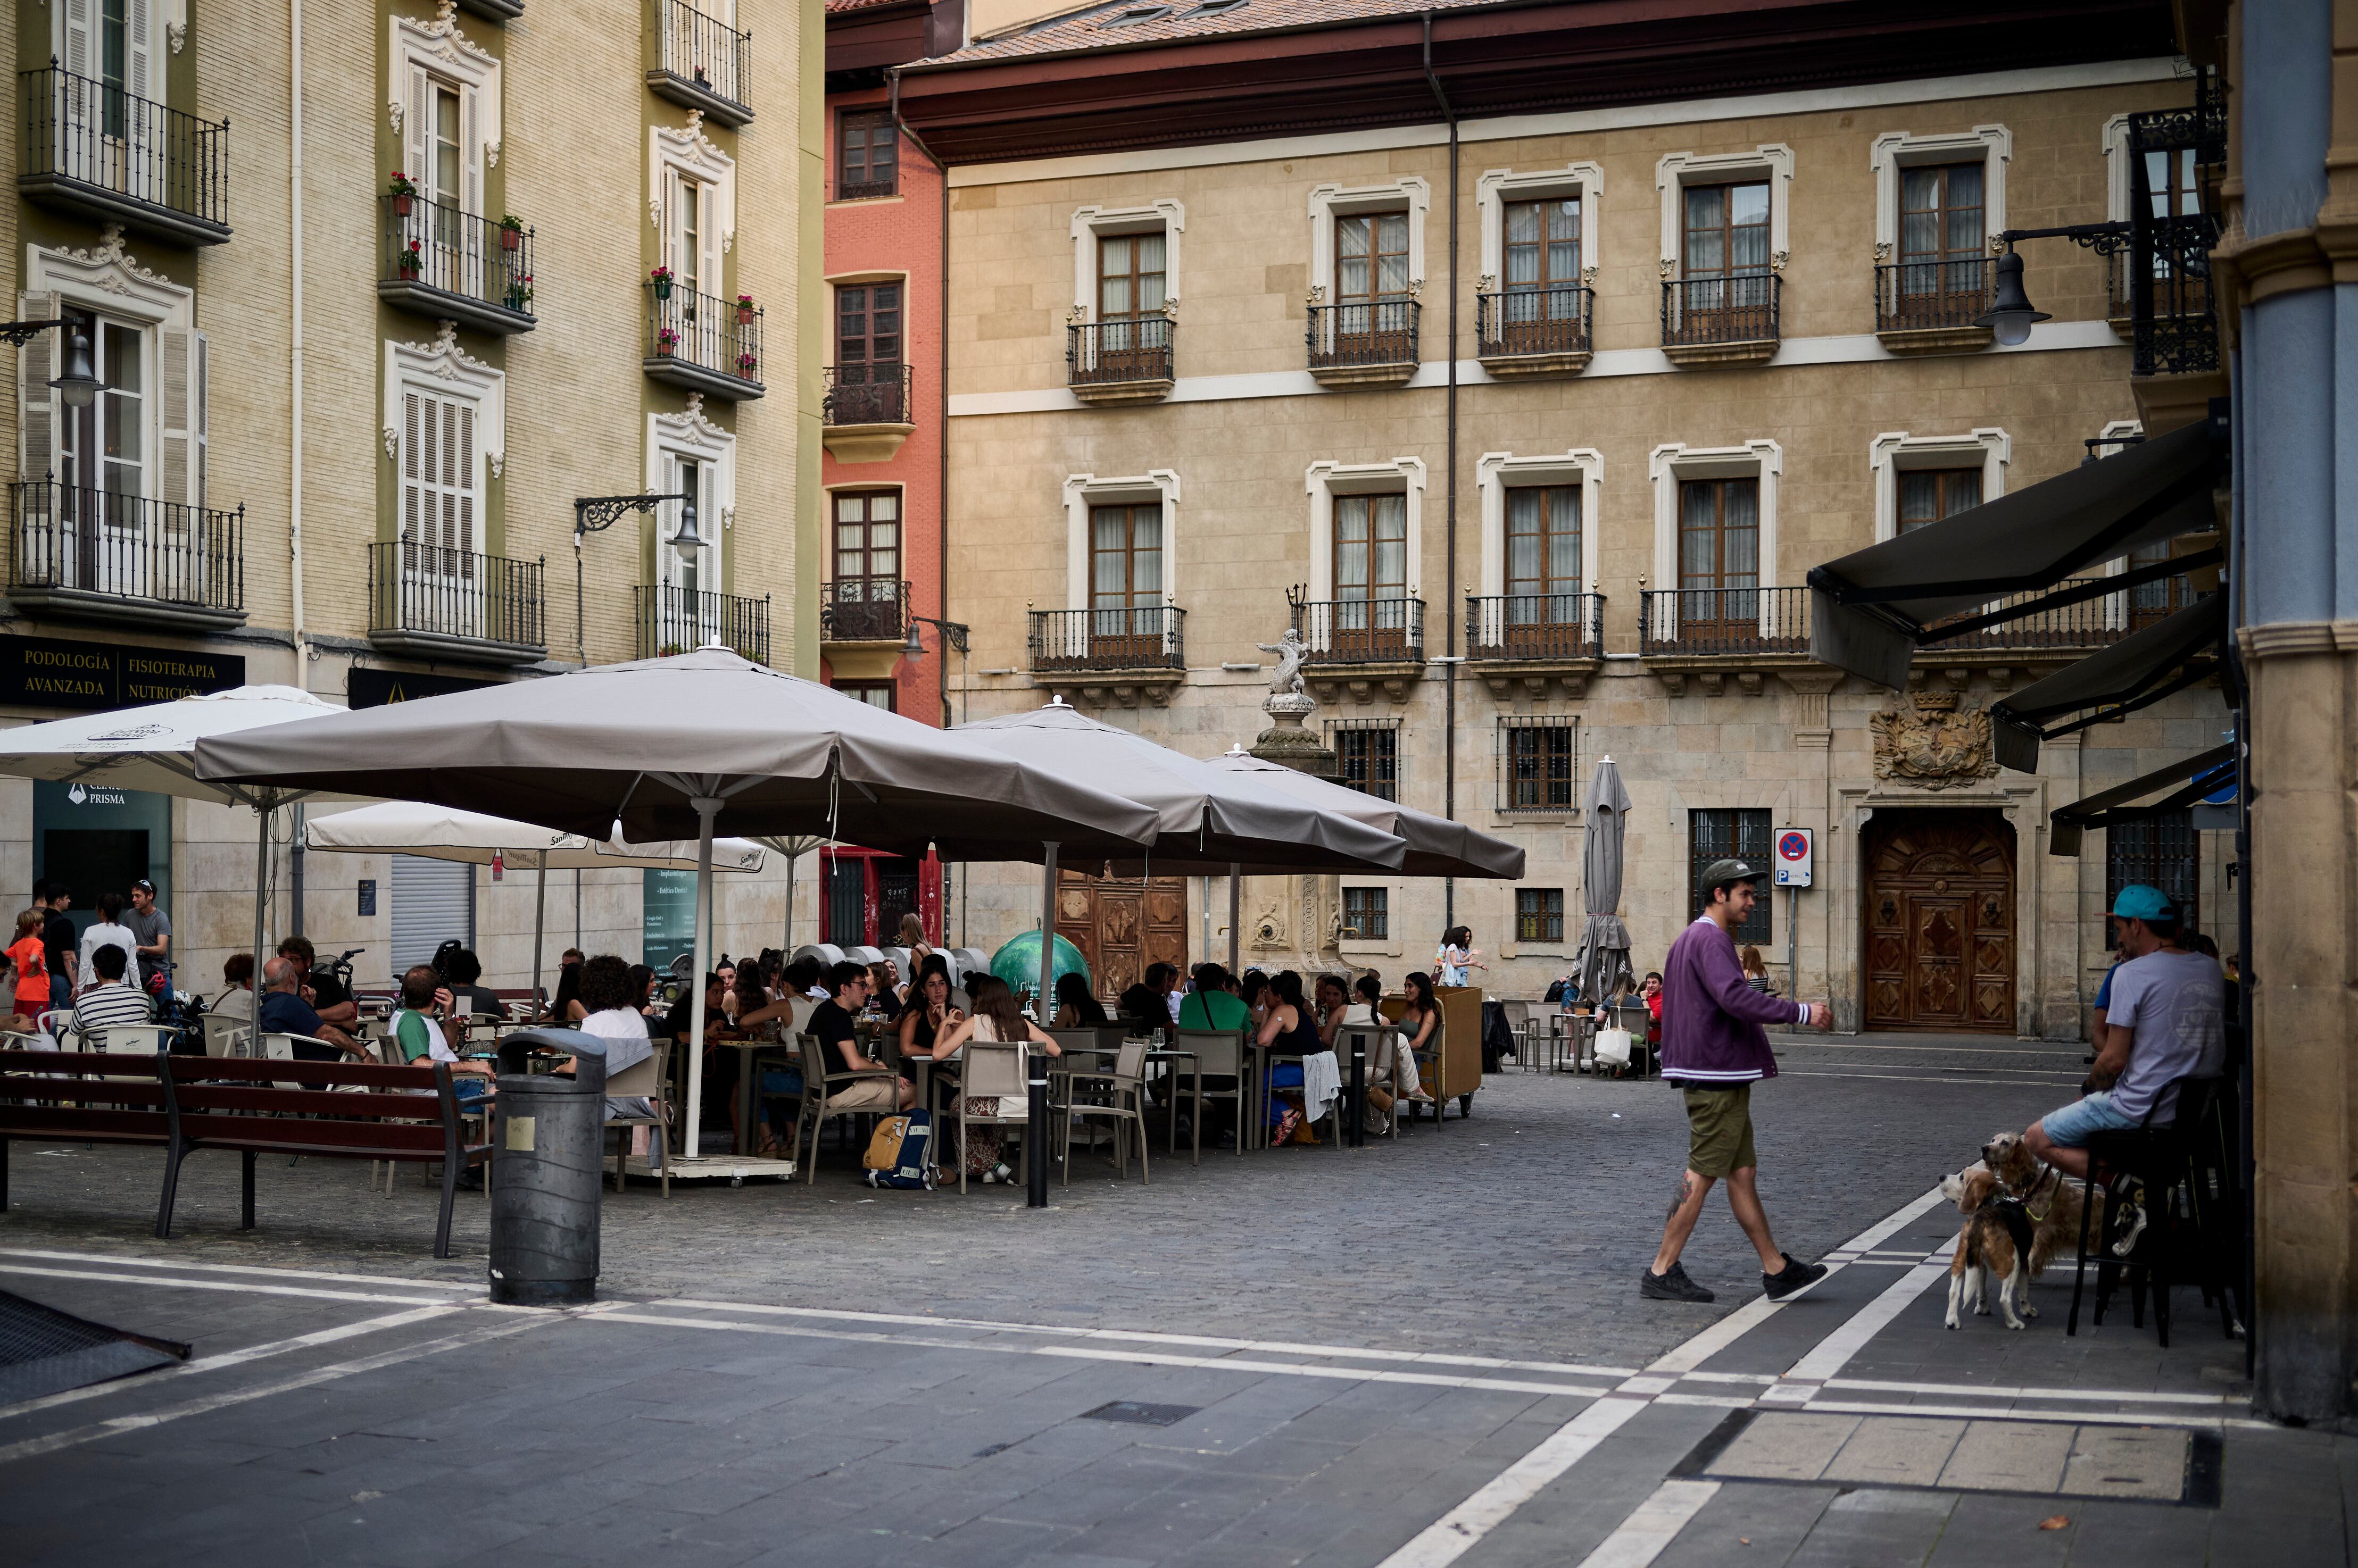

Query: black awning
left=1988, top=596, right=2224, bottom=771
left=1809, top=417, right=2224, bottom=688
left=2049, top=741, right=2235, bottom=857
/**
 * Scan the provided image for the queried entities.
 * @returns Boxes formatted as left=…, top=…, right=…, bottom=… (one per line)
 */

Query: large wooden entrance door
left=1056, top=871, right=1188, bottom=1003
left=1863, top=810, right=2016, bottom=1033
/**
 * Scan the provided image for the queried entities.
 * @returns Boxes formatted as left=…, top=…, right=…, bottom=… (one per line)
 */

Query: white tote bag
left=1592, top=1028, right=1634, bottom=1069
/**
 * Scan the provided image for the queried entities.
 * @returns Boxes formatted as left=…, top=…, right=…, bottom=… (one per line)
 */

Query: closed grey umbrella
left=1570, top=756, right=1636, bottom=1005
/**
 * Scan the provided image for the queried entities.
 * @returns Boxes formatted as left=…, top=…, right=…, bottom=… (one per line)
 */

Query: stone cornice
left=2236, top=620, right=2358, bottom=658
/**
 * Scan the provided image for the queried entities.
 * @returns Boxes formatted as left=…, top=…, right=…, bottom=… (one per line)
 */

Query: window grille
left=1342, top=887, right=1389, bottom=943
left=1325, top=718, right=1401, bottom=803
left=1515, top=888, right=1564, bottom=945
left=1688, top=807, right=1772, bottom=943
left=2106, top=810, right=2199, bottom=949
left=1495, top=715, right=1579, bottom=813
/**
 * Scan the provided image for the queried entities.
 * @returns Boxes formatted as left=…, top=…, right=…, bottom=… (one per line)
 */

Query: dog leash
left=2015, top=1158, right=2061, bottom=1223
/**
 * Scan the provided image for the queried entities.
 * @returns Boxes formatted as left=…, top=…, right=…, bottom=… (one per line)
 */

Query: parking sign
left=1774, top=828, right=1813, bottom=887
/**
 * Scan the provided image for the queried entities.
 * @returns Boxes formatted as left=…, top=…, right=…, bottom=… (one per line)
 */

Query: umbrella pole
left=252, top=802, right=272, bottom=997
left=530, top=850, right=548, bottom=1020
left=1228, top=864, right=1241, bottom=977
left=683, top=797, right=719, bottom=1162
left=783, top=849, right=794, bottom=954
left=1031, top=840, right=1057, bottom=1211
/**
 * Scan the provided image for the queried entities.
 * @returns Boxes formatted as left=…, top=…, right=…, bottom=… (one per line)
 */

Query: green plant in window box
left=397, top=239, right=422, bottom=278
left=497, top=214, right=525, bottom=252
left=650, top=265, right=674, bottom=300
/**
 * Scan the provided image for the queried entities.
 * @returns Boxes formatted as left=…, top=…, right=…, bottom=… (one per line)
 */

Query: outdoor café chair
left=1047, top=1028, right=1102, bottom=1061
left=1170, top=1027, right=1247, bottom=1159
left=202, top=1014, right=250, bottom=1058
left=1055, top=1038, right=1150, bottom=1186
left=604, top=1038, right=674, bottom=1197
left=950, top=1040, right=1030, bottom=1194
left=790, top=1032, right=894, bottom=1185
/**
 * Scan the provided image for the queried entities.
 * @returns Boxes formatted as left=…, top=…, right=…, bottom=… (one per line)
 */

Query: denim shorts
left=2039, top=1090, right=2140, bottom=1147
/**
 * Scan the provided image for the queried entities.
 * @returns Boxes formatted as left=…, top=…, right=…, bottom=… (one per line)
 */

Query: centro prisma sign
left=0, top=634, right=243, bottom=712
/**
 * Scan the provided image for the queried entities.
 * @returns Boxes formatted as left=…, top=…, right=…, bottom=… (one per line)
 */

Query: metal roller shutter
left=391, top=854, right=474, bottom=973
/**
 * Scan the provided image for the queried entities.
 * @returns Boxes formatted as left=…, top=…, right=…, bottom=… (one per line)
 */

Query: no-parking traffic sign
left=1774, top=828, right=1813, bottom=887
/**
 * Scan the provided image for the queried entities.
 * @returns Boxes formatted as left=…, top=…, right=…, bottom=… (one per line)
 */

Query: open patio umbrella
left=747, top=835, right=827, bottom=955
left=951, top=699, right=1410, bottom=1007
left=196, top=648, right=1163, bottom=1161
left=0, top=685, right=355, bottom=992
left=303, top=802, right=766, bottom=1010
left=1568, top=756, right=1636, bottom=1005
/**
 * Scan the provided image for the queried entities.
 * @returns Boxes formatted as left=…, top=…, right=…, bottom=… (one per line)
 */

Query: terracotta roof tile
left=924, top=0, right=1505, bottom=64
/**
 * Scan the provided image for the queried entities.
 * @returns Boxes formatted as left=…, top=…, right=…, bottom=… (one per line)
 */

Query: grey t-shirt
left=125, top=906, right=171, bottom=992
left=2105, top=949, right=2226, bottom=1124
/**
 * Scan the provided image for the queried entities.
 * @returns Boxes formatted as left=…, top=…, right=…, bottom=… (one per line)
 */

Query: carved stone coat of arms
left=1871, top=692, right=1998, bottom=788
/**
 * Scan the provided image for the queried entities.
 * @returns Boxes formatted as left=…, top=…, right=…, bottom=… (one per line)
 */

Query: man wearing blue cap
left=2025, top=883, right=2224, bottom=1177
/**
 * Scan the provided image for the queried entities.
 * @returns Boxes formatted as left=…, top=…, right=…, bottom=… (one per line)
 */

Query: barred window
left=2106, top=810, right=2198, bottom=950
left=1515, top=888, right=1564, bottom=944
left=1343, top=887, right=1389, bottom=942
left=1689, top=807, right=1771, bottom=943
left=1325, top=718, right=1400, bottom=803
left=1496, top=715, right=1579, bottom=812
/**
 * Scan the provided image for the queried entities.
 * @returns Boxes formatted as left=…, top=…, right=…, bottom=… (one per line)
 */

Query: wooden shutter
left=660, top=169, right=684, bottom=277
left=160, top=325, right=189, bottom=526
left=700, top=182, right=724, bottom=306
left=62, top=0, right=93, bottom=79
left=461, top=81, right=482, bottom=222
left=404, top=65, right=431, bottom=195
left=400, top=390, right=424, bottom=548
left=17, top=293, right=59, bottom=482
left=127, top=0, right=152, bottom=95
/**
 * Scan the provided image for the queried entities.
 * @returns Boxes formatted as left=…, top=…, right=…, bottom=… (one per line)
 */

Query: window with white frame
left=2103, top=114, right=2201, bottom=316
left=646, top=400, right=735, bottom=640
left=1473, top=450, right=1601, bottom=649
left=1305, top=458, right=1422, bottom=650
left=382, top=330, right=503, bottom=632
left=1647, top=441, right=1781, bottom=639
left=1656, top=148, right=1791, bottom=307
left=391, top=12, right=500, bottom=303
left=1475, top=164, right=1601, bottom=351
left=650, top=115, right=737, bottom=360
left=1307, top=179, right=1427, bottom=311
left=1870, top=128, right=2008, bottom=324
left=1063, top=471, right=1181, bottom=612
left=1868, top=429, right=2008, bottom=542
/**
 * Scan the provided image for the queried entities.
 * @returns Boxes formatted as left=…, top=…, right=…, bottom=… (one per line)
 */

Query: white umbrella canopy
left=0, top=685, right=360, bottom=994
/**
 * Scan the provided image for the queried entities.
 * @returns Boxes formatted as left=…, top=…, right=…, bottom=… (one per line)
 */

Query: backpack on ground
left=862, top=1109, right=934, bottom=1189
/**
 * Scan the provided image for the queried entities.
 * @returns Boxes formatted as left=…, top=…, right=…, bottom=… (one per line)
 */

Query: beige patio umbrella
left=195, top=648, right=1163, bottom=1158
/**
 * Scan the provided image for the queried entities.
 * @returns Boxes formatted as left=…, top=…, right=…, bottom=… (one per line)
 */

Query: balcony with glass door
left=636, top=582, right=769, bottom=663
left=647, top=0, right=754, bottom=127
left=1478, top=194, right=1591, bottom=375
left=1308, top=210, right=1418, bottom=386
left=1072, top=230, right=1175, bottom=403
left=645, top=281, right=764, bottom=401
left=18, top=65, right=230, bottom=246
left=1873, top=161, right=1994, bottom=353
left=367, top=541, right=546, bottom=666
left=380, top=195, right=536, bottom=335
left=9, top=480, right=245, bottom=632
left=1662, top=180, right=1777, bottom=365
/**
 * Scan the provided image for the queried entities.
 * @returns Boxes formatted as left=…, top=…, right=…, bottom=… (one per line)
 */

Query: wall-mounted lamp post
left=573, top=492, right=698, bottom=666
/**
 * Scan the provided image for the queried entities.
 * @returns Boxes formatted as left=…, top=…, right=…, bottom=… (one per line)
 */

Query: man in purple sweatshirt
left=1641, top=857, right=1833, bottom=1305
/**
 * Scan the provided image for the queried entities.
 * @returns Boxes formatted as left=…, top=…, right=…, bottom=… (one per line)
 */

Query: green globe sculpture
left=990, top=929, right=1089, bottom=1008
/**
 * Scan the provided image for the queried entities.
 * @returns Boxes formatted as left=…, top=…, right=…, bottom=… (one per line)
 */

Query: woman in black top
left=1255, top=970, right=1329, bottom=1144
left=1053, top=971, right=1109, bottom=1029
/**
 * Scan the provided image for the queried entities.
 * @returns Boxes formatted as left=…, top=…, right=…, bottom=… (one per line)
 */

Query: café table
left=706, top=1028, right=804, bottom=1158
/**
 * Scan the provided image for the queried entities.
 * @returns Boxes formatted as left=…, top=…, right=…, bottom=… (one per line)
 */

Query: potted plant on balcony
left=736, top=348, right=758, bottom=378
left=735, top=293, right=755, bottom=325
left=650, top=265, right=675, bottom=301
left=397, top=239, right=422, bottom=279
left=657, top=325, right=680, bottom=355
left=659, top=641, right=685, bottom=657
left=498, top=214, right=526, bottom=252
left=389, top=171, right=417, bottom=216
left=505, top=271, right=534, bottom=312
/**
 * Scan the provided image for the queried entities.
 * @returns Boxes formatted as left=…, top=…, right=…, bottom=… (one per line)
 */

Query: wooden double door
left=1055, top=871, right=1188, bottom=1004
left=1863, top=809, right=2017, bottom=1033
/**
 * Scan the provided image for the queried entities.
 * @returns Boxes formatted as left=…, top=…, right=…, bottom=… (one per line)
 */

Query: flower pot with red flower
left=736, top=351, right=758, bottom=377
left=397, top=239, right=422, bottom=279
left=650, top=265, right=674, bottom=302
left=657, top=326, right=680, bottom=355
left=735, top=293, right=755, bottom=326
left=389, top=171, right=417, bottom=217
left=505, top=272, right=534, bottom=312
left=498, top=215, right=525, bottom=253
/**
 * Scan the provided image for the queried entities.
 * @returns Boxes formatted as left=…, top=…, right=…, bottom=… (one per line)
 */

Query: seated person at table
left=205, top=952, right=255, bottom=1024
left=441, top=948, right=505, bottom=1019
left=389, top=964, right=493, bottom=1103
left=867, top=961, right=904, bottom=1022
left=568, top=952, right=667, bottom=1128
left=785, top=955, right=827, bottom=1002
left=664, top=971, right=726, bottom=1049
left=811, top=961, right=912, bottom=1111
left=1395, top=972, right=1443, bottom=1098
left=1052, top=971, right=1109, bottom=1030
left=628, top=964, right=659, bottom=1017
left=900, top=964, right=961, bottom=1068
left=1256, top=970, right=1336, bottom=1145
left=546, top=948, right=586, bottom=1023
left=1178, top=963, right=1250, bottom=1032
left=1117, top=977, right=1164, bottom=1029
left=258, top=955, right=367, bottom=1061
left=924, top=976, right=1059, bottom=1181
left=276, top=935, right=359, bottom=1031
left=71, top=944, right=153, bottom=1049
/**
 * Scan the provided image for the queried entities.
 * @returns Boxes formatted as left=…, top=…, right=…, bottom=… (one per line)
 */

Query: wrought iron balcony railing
left=1475, top=286, right=1593, bottom=361
left=1306, top=299, right=1418, bottom=376
left=822, top=364, right=911, bottom=426
left=18, top=66, right=230, bottom=245
left=1068, top=317, right=1174, bottom=390
left=1640, top=587, right=1809, bottom=657
left=645, top=282, right=763, bottom=398
left=635, top=583, right=769, bottom=663
left=647, top=0, right=753, bottom=126
left=1290, top=596, right=1425, bottom=665
left=1662, top=274, right=1779, bottom=348
left=1874, top=258, right=1994, bottom=333
left=9, top=480, right=244, bottom=623
left=367, top=541, right=545, bottom=657
left=380, top=194, right=535, bottom=332
left=1028, top=605, right=1185, bottom=673
left=820, top=579, right=910, bottom=644
left=1920, top=576, right=2210, bottom=650
left=1465, top=592, right=1605, bottom=661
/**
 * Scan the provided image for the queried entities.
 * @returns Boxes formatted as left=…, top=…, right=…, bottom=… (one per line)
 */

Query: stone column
left=1782, top=670, right=1840, bottom=1011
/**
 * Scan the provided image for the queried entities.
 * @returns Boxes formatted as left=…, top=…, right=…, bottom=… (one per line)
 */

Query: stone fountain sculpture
left=1248, top=627, right=1336, bottom=779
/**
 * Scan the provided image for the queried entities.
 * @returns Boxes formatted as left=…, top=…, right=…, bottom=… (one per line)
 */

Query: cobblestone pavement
left=4, top=1030, right=2348, bottom=1567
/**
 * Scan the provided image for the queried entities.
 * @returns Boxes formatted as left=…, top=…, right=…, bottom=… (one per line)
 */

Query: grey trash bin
left=489, top=1027, right=607, bottom=1306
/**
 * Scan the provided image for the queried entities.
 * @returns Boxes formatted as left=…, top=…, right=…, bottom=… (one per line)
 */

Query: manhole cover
left=1081, top=1400, right=1199, bottom=1427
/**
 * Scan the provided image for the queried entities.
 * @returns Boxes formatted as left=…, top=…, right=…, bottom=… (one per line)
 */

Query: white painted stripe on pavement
left=0, top=1304, right=609, bottom=1467
left=594, top=1312, right=1616, bottom=1398
left=0, top=1305, right=464, bottom=1424
left=1781, top=1262, right=1951, bottom=1384
left=1798, top=1398, right=2277, bottom=1432
left=1376, top=1396, right=1650, bottom=1568
left=0, top=1263, right=463, bottom=1307
left=1778, top=1071, right=2083, bottom=1087
left=653, top=1298, right=1641, bottom=1379
left=1573, top=1479, right=1722, bottom=1568
left=0, top=1247, right=486, bottom=1295
left=1643, top=1290, right=1792, bottom=1376
left=1833, top=1187, right=1948, bottom=1255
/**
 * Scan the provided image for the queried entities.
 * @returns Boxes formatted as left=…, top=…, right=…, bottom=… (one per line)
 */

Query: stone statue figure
left=1256, top=628, right=1307, bottom=696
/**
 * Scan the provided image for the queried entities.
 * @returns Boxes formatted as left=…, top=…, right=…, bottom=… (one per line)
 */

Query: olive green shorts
left=1682, top=1083, right=1757, bottom=1179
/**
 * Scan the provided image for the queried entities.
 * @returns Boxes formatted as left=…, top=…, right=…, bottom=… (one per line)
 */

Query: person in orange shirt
left=6, top=908, right=53, bottom=1028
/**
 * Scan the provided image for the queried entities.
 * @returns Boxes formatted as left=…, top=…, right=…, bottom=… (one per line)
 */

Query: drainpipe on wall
left=1424, top=14, right=1460, bottom=924
left=288, top=0, right=309, bottom=682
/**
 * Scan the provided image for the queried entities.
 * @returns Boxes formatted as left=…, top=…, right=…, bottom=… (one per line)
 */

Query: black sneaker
left=1762, top=1254, right=1828, bottom=1301
left=1640, top=1262, right=1715, bottom=1303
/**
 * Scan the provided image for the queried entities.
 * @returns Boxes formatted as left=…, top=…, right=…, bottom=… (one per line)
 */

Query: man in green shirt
left=390, top=964, right=494, bottom=1104
left=1178, top=963, right=1250, bottom=1031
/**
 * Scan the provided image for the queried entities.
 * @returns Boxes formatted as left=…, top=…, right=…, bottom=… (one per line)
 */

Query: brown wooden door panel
left=1056, top=871, right=1189, bottom=1004
left=1862, top=809, right=2016, bottom=1033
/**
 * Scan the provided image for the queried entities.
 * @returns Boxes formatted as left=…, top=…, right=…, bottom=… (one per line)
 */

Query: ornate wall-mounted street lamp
left=572, top=491, right=698, bottom=666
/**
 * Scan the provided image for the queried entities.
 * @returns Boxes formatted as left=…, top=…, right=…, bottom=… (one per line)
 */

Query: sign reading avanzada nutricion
left=0, top=634, right=244, bottom=711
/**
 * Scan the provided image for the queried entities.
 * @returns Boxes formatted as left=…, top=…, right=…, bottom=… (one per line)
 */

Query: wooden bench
left=160, top=1055, right=491, bottom=1258
left=0, top=1049, right=175, bottom=1223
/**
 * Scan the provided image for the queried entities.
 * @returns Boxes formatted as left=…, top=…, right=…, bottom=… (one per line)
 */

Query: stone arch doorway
left=1862, top=807, right=2016, bottom=1033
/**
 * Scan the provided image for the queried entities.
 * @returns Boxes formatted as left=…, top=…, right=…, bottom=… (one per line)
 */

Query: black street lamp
left=0, top=318, right=99, bottom=409
left=1973, top=222, right=2128, bottom=346
left=573, top=491, right=698, bottom=666
left=900, top=611, right=970, bottom=728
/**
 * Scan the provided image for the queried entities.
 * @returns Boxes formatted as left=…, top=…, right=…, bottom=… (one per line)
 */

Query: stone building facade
left=0, top=0, right=824, bottom=995
left=900, top=1, right=2232, bottom=1032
